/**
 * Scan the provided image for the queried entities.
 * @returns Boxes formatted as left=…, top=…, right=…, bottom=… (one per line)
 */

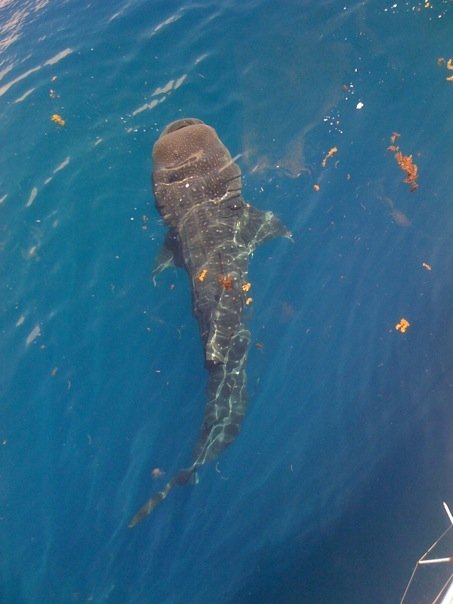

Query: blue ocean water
left=1, top=0, right=452, bottom=602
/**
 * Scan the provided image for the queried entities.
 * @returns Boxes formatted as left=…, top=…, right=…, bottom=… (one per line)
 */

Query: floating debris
left=437, top=57, right=453, bottom=81
left=313, top=184, right=320, bottom=192
left=51, top=114, right=65, bottom=126
left=394, top=152, right=418, bottom=191
left=387, top=133, right=418, bottom=192
left=395, top=318, right=410, bottom=333
left=196, top=268, right=208, bottom=282
left=321, top=146, right=338, bottom=168
left=422, top=262, right=432, bottom=271
left=389, top=132, right=400, bottom=146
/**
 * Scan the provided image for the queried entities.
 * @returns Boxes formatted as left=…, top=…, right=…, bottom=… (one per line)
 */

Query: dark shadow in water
left=230, top=400, right=453, bottom=604
left=235, top=4, right=353, bottom=178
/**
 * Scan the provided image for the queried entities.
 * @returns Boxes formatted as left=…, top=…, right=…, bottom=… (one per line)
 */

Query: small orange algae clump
left=321, top=146, right=338, bottom=168
left=51, top=114, right=65, bottom=126
left=245, top=297, right=253, bottom=305
left=196, top=268, right=208, bottom=282
left=387, top=133, right=418, bottom=191
left=438, top=57, right=453, bottom=80
left=218, top=274, right=234, bottom=289
left=395, top=318, right=410, bottom=333
left=394, top=151, right=418, bottom=191
left=241, top=282, right=252, bottom=293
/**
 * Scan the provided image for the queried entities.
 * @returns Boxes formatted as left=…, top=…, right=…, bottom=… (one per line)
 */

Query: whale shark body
left=129, top=118, right=290, bottom=527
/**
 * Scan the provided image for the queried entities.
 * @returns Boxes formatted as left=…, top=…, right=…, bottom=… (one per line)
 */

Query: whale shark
left=129, top=118, right=290, bottom=527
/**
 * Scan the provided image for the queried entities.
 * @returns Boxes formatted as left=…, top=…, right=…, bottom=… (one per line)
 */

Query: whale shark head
left=152, top=118, right=242, bottom=227
left=153, top=118, right=222, bottom=165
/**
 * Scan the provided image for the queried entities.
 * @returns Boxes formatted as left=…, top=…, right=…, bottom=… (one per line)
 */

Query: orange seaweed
left=196, top=268, right=208, bottom=282
left=321, top=146, right=338, bottom=168
left=395, top=318, right=410, bottom=333
left=394, top=151, right=418, bottom=191
left=388, top=134, right=418, bottom=191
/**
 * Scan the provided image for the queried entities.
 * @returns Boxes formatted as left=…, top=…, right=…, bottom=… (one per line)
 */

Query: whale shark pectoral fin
left=242, top=205, right=292, bottom=252
left=152, top=229, right=183, bottom=284
left=153, top=246, right=175, bottom=280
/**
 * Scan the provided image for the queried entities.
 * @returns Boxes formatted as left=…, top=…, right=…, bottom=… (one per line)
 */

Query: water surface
left=1, top=1, right=452, bottom=602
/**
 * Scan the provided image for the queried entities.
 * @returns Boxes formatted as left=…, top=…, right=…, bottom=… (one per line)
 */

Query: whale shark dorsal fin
left=242, top=205, right=292, bottom=252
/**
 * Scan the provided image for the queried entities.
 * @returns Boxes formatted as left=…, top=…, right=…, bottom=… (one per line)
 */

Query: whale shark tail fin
left=128, top=464, right=198, bottom=528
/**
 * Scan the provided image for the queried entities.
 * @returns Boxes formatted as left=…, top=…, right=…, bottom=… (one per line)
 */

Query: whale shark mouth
left=161, top=118, right=204, bottom=136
